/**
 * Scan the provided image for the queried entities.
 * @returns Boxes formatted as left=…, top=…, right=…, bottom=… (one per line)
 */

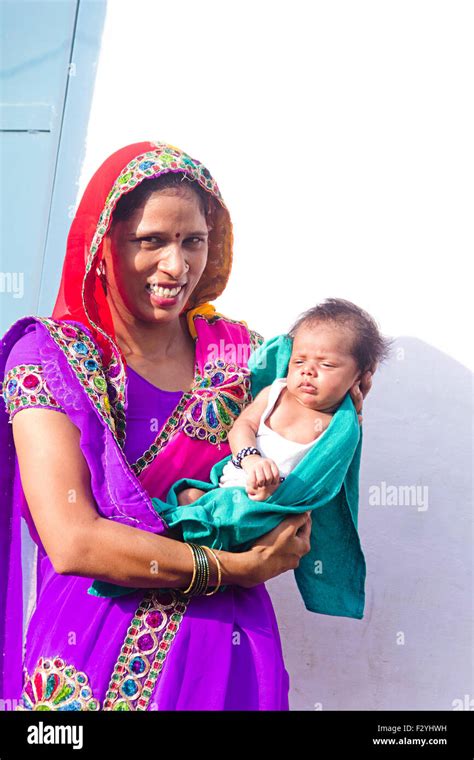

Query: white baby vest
left=218, top=377, right=329, bottom=488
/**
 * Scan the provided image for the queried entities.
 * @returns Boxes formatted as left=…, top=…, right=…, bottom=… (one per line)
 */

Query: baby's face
left=286, top=323, right=361, bottom=412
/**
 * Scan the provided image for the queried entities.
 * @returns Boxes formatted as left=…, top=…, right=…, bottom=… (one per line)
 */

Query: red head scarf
left=51, top=141, right=234, bottom=367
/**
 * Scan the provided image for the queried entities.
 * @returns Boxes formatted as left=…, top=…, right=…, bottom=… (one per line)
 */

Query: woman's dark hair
left=287, top=297, right=394, bottom=375
left=111, top=171, right=215, bottom=225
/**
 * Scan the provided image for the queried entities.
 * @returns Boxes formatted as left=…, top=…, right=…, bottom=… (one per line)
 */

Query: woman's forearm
left=65, top=515, right=248, bottom=589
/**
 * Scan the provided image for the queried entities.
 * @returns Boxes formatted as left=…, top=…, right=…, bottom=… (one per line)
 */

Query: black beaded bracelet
left=181, top=543, right=210, bottom=596
left=231, top=446, right=261, bottom=469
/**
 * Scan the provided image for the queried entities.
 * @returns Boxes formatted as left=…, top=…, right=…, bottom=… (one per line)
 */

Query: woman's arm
left=12, top=407, right=312, bottom=590
left=12, top=408, right=244, bottom=588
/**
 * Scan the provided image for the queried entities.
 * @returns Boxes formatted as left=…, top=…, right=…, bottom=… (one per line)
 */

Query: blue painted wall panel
left=1, top=0, right=78, bottom=106
left=0, top=131, right=52, bottom=313
left=0, top=0, right=106, bottom=328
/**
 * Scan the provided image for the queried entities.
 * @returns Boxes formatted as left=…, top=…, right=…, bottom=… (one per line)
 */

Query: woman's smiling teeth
left=146, top=283, right=184, bottom=298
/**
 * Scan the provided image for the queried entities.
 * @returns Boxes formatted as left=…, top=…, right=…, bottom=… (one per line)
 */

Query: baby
left=177, top=297, right=390, bottom=504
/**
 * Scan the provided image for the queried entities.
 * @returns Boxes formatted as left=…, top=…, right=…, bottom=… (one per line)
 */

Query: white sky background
left=78, top=0, right=473, bottom=370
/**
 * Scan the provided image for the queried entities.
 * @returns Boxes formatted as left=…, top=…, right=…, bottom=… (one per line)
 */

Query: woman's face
left=102, top=187, right=209, bottom=324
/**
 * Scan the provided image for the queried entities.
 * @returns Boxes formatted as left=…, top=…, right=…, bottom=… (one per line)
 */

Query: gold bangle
left=202, top=546, right=222, bottom=596
left=181, top=542, right=197, bottom=595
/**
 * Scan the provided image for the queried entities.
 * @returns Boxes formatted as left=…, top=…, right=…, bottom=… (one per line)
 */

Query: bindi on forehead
left=175, top=232, right=180, bottom=238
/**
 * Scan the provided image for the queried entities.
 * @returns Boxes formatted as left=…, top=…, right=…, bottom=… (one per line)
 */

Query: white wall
left=78, top=0, right=473, bottom=710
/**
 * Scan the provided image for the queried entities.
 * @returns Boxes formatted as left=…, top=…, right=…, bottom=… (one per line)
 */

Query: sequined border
left=15, top=656, right=100, bottom=711
left=2, top=363, right=65, bottom=421
left=102, top=589, right=189, bottom=711
left=180, top=359, right=252, bottom=443
left=35, top=318, right=125, bottom=446
left=249, top=328, right=265, bottom=352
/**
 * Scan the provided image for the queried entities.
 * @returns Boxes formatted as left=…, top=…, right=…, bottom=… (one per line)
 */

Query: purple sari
left=0, top=311, right=290, bottom=711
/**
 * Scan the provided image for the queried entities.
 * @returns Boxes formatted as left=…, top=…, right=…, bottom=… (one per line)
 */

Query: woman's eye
left=137, top=237, right=162, bottom=247
left=135, top=236, right=204, bottom=247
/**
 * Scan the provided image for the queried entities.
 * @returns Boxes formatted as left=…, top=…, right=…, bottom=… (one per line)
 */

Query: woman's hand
left=349, top=363, right=378, bottom=425
left=238, top=511, right=312, bottom=588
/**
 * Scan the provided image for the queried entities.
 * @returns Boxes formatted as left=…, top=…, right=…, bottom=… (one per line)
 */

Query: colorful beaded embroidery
left=249, top=328, right=265, bottom=353
left=35, top=318, right=126, bottom=447
left=181, top=359, right=252, bottom=445
left=16, top=656, right=99, bottom=711
left=103, top=589, right=189, bottom=711
left=2, top=363, right=65, bottom=421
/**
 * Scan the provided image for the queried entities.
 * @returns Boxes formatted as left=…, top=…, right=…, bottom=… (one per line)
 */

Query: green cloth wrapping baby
left=90, top=299, right=391, bottom=618
left=155, top=336, right=364, bottom=617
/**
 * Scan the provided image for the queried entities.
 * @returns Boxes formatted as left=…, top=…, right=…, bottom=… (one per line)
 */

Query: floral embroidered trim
left=15, top=656, right=100, bottom=711
left=103, top=590, right=189, bottom=711
left=180, top=359, right=252, bottom=446
left=2, top=363, right=65, bottom=421
left=249, top=329, right=265, bottom=353
left=130, top=390, right=194, bottom=477
left=102, top=346, right=127, bottom=447
left=36, top=318, right=126, bottom=447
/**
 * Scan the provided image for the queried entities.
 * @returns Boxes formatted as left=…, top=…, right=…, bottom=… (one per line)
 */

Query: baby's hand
left=241, top=455, right=282, bottom=495
left=246, top=481, right=280, bottom=501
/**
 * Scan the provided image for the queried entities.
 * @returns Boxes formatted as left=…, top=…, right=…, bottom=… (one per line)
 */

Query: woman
left=0, top=141, right=371, bottom=711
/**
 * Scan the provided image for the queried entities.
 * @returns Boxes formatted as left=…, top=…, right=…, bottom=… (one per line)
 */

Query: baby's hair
left=111, top=171, right=215, bottom=226
left=287, top=297, right=394, bottom=375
